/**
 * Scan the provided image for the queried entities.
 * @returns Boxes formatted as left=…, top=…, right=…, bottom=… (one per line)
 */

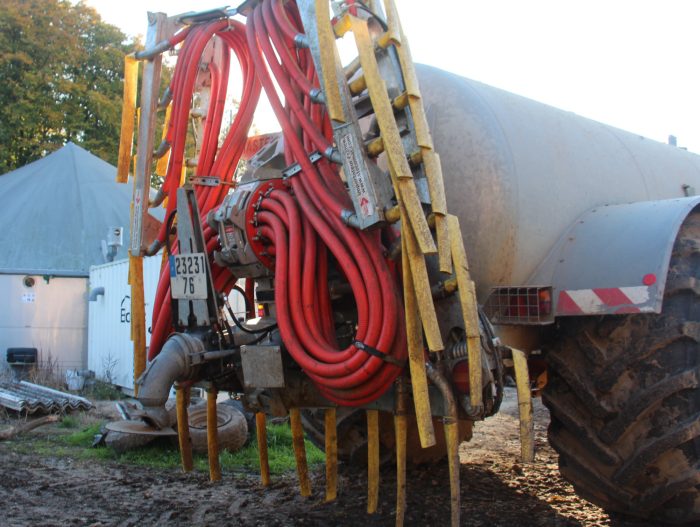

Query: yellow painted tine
left=394, top=412, right=407, bottom=527
left=207, top=388, right=222, bottom=481
left=289, top=408, right=311, bottom=497
left=256, top=413, right=271, bottom=486
left=325, top=408, right=338, bottom=502
left=402, top=207, right=444, bottom=352
left=351, top=17, right=409, bottom=181
left=401, top=234, right=436, bottom=447
left=117, top=54, right=138, bottom=183
left=444, top=420, right=461, bottom=527
left=378, top=0, right=401, bottom=48
left=175, top=384, right=193, bottom=472
left=435, top=214, right=453, bottom=275
left=447, top=215, right=482, bottom=407
left=512, top=348, right=535, bottom=463
left=314, top=0, right=345, bottom=123
left=385, top=4, right=419, bottom=97
left=422, top=146, right=451, bottom=274
left=366, top=409, right=380, bottom=514
left=408, top=97, right=433, bottom=149
left=352, top=17, right=436, bottom=255
left=155, top=103, right=171, bottom=178
left=396, top=172, right=436, bottom=255
left=386, top=3, right=436, bottom=150
left=422, top=149, right=447, bottom=215
left=128, top=253, right=146, bottom=394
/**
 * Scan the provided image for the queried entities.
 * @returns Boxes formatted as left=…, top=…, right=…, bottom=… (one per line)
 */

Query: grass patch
left=59, top=422, right=102, bottom=446
left=82, top=380, right=126, bottom=401
left=19, top=420, right=325, bottom=475
left=222, top=423, right=325, bottom=474
left=58, top=415, right=79, bottom=429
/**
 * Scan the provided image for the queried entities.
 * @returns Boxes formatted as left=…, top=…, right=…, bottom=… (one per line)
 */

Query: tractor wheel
left=301, top=408, right=472, bottom=466
left=543, top=212, right=700, bottom=524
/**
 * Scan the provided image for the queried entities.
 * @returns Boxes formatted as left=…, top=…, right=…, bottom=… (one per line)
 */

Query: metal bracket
left=191, top=176, right=223, bottom=187
left=282, top=151, right=323, bottom=178
left=177, top=7, right=236, bottom=25
left=173, top=187, right=220, bottom=328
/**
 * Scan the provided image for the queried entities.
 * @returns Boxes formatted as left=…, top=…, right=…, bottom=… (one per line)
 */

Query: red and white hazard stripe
left=557, top=286, right=652, bottom=315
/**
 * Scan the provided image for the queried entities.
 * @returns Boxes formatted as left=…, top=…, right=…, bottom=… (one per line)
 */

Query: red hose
left=149, top=2, right=407, bottom=408
left=246, top=4, right=405, bottom=405
left=149, top=19, right=261, bottom=361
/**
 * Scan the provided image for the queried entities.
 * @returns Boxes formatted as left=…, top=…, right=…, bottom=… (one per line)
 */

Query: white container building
left=88, top=256, right=248, bottom=393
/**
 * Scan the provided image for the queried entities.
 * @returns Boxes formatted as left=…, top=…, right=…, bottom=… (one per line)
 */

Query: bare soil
left=0, top=390, right=660, bottom=526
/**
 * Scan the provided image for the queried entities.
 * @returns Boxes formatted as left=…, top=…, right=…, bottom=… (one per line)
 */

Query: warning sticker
left=338, top=132, right=373, bottom=217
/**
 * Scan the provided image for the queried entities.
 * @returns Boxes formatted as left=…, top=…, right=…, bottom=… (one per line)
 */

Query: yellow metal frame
left=207, top=388, right=222, bottom=481
left=314, top=0, right=345, bottom=123
left=128, top=253, right=146, bottom=395
left=175, top=384, right=193, bottom=472
left=366, top=409, right=380, bottom=514
left=116, top=54, right=138, bottom=184
left=256, top=413, right=271, bottom=486
left=325, top=408, right=338, bottom=502
left=512, top=349, right=535, bottom=462
left=289, top=408, right=311, bottom=497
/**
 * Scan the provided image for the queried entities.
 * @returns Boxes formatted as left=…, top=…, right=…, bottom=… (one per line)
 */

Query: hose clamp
left=294, top=34, right=309, bottom=49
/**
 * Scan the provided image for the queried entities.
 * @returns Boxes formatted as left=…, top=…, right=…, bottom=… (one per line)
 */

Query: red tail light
left=484, top=286, right=553, bottom=324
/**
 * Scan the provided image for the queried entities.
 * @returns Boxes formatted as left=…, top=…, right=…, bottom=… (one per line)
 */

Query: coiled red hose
left=149, top=19, right=261, bottom=360
left=247, top=3, right=406, bottom=405
left=148, top=2, right=407, bottom=407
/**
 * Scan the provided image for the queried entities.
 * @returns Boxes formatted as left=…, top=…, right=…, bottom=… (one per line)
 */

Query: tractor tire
left=301, top=408, right=472, bottom=466
left=543, top=212, right=700, bottom=525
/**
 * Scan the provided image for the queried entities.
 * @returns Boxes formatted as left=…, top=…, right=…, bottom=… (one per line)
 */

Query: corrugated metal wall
left=0, top=274, right=88, bottom=373
left=87, top=256, right=247, bottom=392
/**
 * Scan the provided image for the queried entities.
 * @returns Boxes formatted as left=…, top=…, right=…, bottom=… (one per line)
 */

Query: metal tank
left=416, top=64, right=700, bottom=300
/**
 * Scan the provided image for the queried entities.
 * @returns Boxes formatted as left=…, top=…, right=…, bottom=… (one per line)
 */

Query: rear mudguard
left=527, top=196, right=700, bottom=316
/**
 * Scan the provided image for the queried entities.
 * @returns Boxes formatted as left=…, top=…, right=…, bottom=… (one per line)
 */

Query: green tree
left=0, top=0, right=137, bottom=173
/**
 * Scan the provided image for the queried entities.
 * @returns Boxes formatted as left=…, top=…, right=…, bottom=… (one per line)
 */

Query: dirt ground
left=0, top=389, right=660, bottom=527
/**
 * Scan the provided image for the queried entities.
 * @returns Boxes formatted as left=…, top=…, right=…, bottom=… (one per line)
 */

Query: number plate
left=170, top=253, right=208, bottom=300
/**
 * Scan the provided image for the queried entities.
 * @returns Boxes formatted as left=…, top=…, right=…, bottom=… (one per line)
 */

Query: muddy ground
left=0, top=389, right=658, bottom=527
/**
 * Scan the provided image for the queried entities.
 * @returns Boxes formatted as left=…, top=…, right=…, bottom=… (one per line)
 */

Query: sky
left=83, top=0, right=700, bottom=152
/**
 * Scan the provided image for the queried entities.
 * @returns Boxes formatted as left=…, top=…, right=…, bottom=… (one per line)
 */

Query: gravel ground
left=0, top=389, right=662, bottom=526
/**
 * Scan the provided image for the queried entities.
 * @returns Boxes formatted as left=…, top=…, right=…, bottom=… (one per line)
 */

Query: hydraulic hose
left=246, top=3, right=406, bottom=405
left=148, top=1, right=407, bottom=407
left=149, top=19, right=261, bottom=361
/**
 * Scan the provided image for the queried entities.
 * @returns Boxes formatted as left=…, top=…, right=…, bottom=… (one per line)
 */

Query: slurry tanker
left=114, top=2, right=700, bottom=524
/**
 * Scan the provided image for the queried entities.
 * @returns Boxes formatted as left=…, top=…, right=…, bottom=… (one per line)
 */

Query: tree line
left=0, top=0, right=136, bottom=173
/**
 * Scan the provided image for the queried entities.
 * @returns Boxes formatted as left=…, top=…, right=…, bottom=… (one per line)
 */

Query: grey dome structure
left=0, top=143, right=161, bottom=374
left=0, top=142, right=136, bottom=276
